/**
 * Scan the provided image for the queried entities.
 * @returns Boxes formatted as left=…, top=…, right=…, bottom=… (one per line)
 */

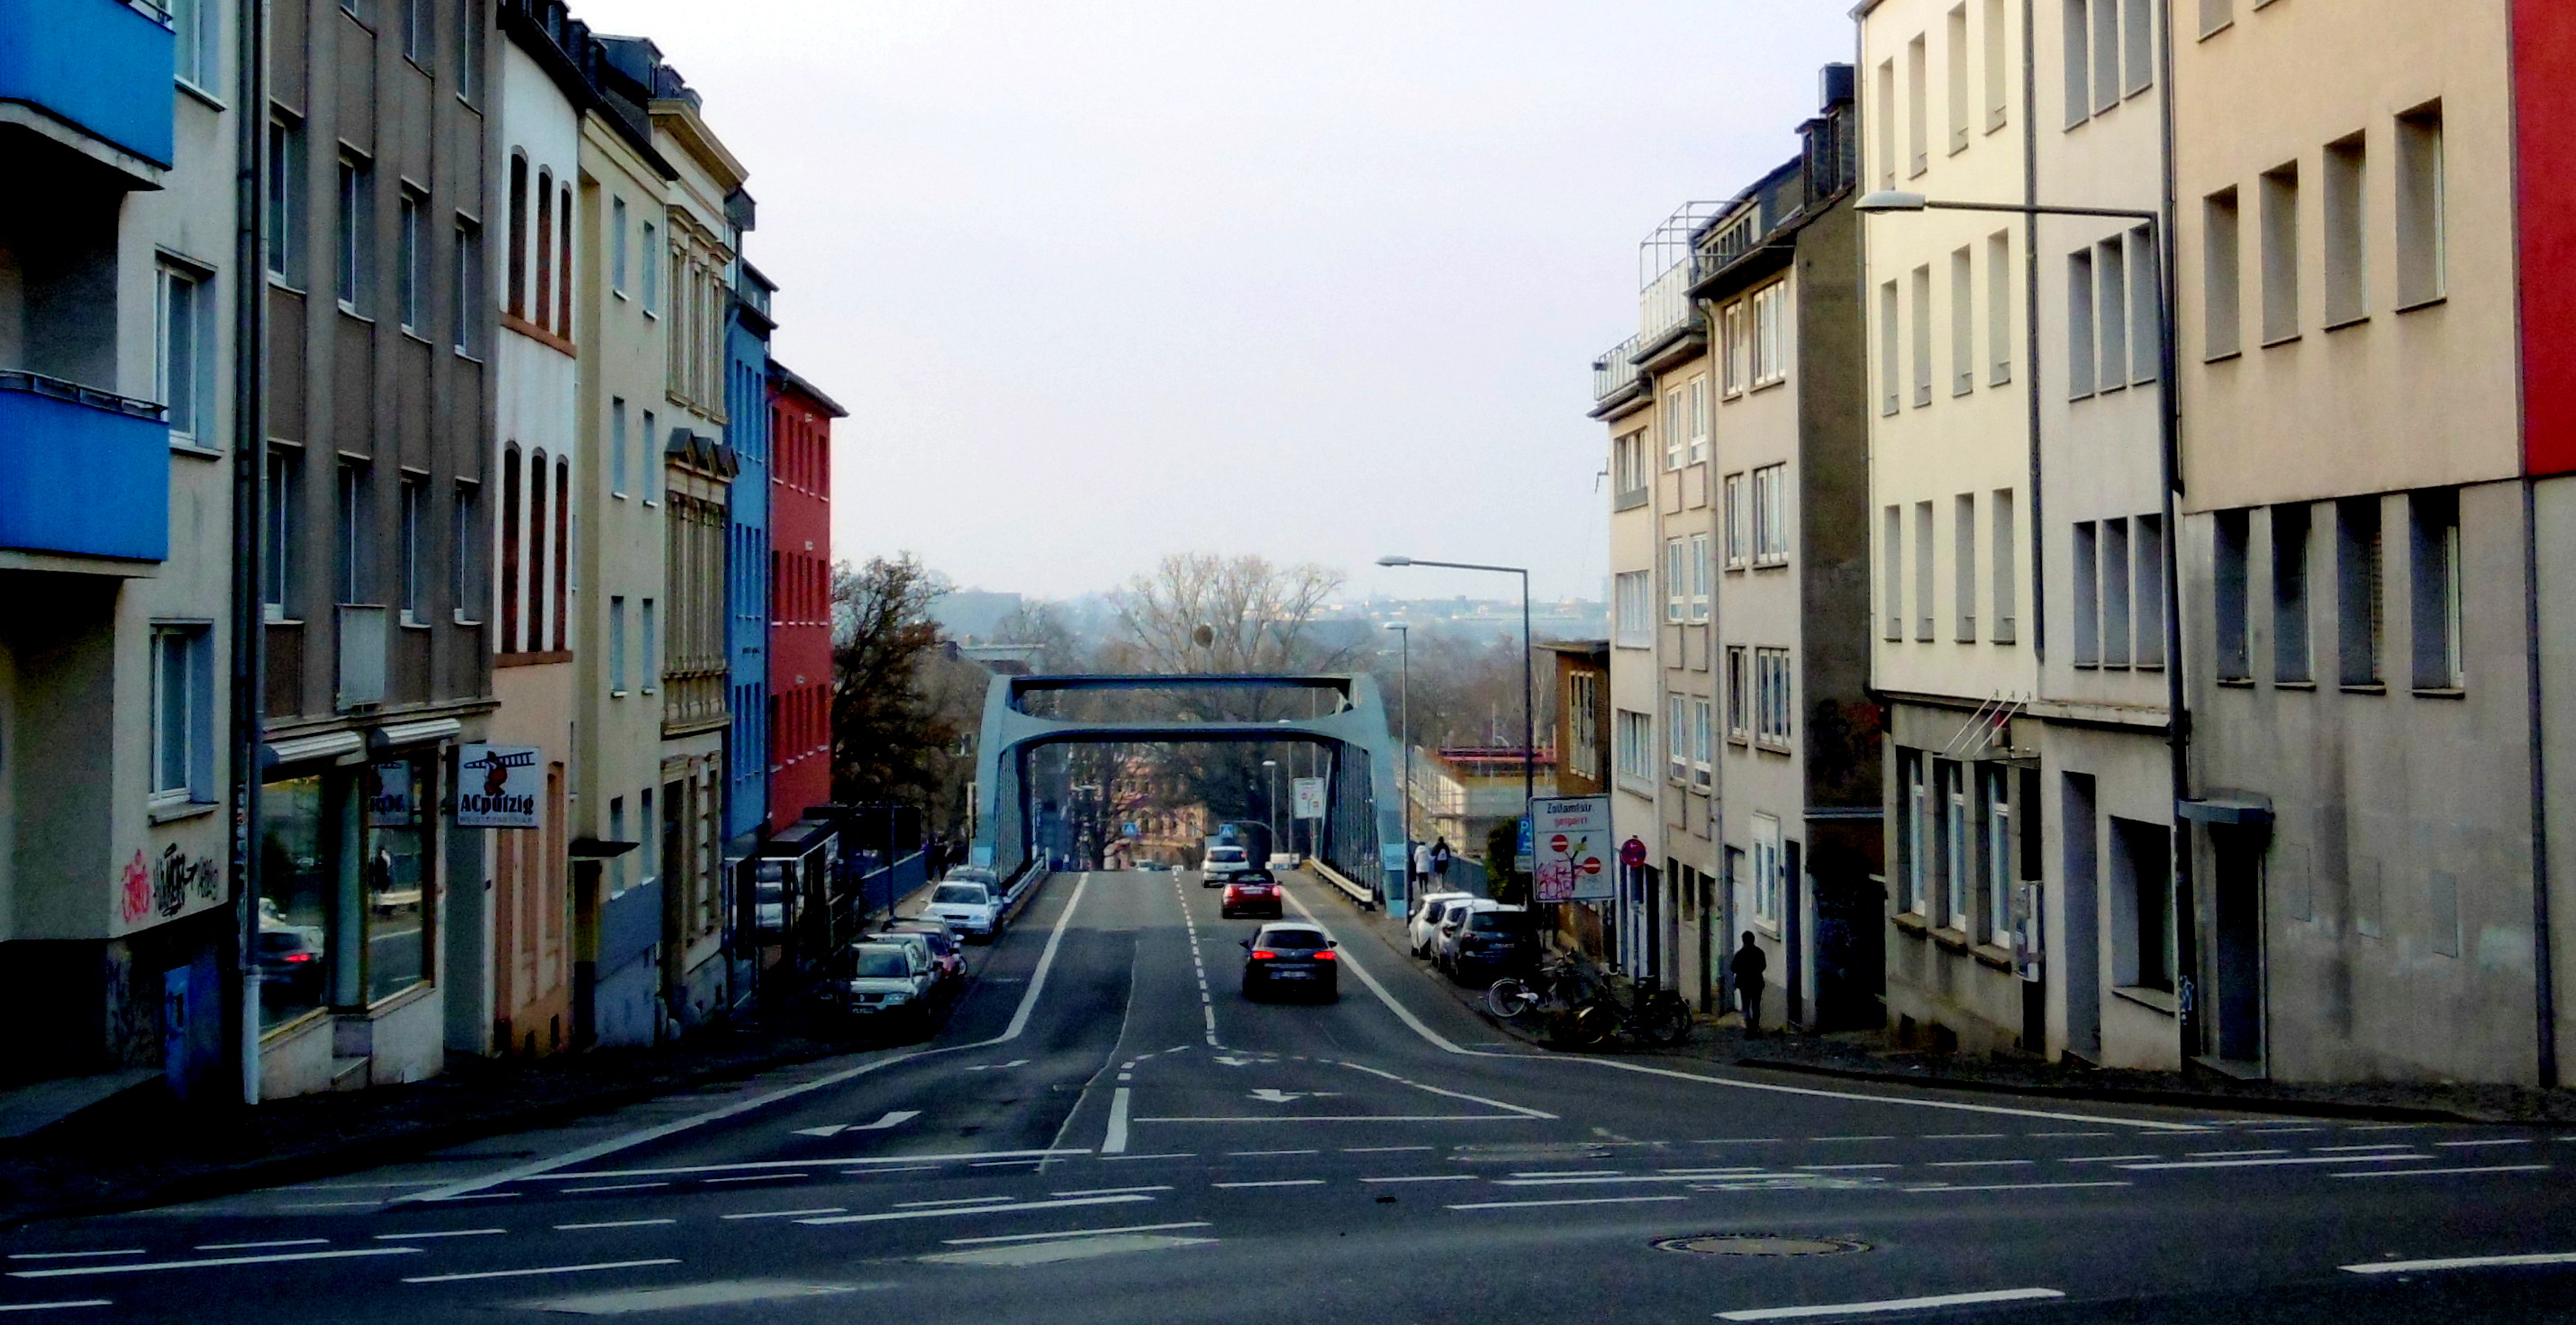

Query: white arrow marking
left=964, top=1060, right=1031, bottom=1073
left=1247, top=1090, right=1338, bottom=1103
left=792, top=1110, right=921, bottom=1139
left=1214, top=1056, right=1259, bottom=1067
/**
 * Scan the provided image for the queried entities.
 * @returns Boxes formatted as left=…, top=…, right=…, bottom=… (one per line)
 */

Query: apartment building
left=1692, top=70, right=1881, bottom=1032
left=251, top=0, right=497, bottom=1096
left=0, top=0, right=241, bottom=1101
left=2172, top=0, right=2563, bottom=1085
left=1593, top=332, right=1657, bottom=977
left=768, top=359, right=845, bottom=828
left=724, top=245, right=769, bottom=853
left=1544, top=640, right=1612, bottom=957
left=482, top=0, right=585, bottom=1060
left=1859, top=0, right=2043, bottom=1057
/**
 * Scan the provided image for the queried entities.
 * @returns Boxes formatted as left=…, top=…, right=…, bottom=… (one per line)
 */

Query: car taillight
left=285, top=952, right=314, bottom=964
left=1250, top=950, right=1276, bottom=960
left=1312, top=950, right=1335, bottom=960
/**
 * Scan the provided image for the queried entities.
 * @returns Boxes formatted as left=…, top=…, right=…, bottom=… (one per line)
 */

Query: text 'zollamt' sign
left=456, top=744, right=542, bottom=828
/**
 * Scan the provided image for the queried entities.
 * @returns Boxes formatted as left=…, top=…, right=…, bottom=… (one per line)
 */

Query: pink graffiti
left=120, top=850, right=151, bottom=925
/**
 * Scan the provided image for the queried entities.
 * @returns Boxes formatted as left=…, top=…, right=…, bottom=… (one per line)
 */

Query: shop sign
left=365, top=762, right=415, bottom=827
left=456, top=744, right=542, bottom=828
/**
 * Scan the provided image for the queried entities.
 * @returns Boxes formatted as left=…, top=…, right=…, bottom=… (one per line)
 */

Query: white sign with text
left=1529, top=795, right=1614, bottom=903
left=455, top=744, right=542, bottom=829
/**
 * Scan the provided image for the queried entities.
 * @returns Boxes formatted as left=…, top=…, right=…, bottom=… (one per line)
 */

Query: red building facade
left=767, top=362, right=846, bottom=826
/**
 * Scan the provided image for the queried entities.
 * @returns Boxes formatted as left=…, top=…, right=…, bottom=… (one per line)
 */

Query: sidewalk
left=1320, top=879, right=2576, bottom=1127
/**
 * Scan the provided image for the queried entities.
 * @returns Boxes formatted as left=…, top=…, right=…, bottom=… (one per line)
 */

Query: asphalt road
left=7, top=868, right=2574, bottom=1323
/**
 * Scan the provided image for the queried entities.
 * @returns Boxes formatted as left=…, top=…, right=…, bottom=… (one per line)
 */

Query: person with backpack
left=1429, top=838, right=1452, bottom=883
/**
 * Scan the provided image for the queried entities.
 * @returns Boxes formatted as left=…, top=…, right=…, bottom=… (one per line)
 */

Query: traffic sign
left=1619, top=836, right=1647, bottom=869
left=1528, top=796, right=1613, bottom=903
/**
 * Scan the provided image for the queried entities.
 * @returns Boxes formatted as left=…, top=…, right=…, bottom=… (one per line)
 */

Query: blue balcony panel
left=0, top=0, right=177, bottom=175
left=0, top=372, right=169, bottom=563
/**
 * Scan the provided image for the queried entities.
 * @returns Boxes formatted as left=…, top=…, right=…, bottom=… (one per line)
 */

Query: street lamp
left=1375, top=556, right=1536, bottom=813
left=1260, top=758, right=1281, bottom=859
left=1383, top=622, right=1412, bottom=890
left=1858, top=188, right=2195, bottom=1042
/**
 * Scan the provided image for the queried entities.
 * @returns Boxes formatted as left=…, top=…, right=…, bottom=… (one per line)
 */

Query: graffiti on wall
left=118, top=845, right=224, bottom=928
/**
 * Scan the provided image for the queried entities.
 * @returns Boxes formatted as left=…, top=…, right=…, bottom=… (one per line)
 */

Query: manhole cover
left=1653, top=1234, right=1869, bottom=1257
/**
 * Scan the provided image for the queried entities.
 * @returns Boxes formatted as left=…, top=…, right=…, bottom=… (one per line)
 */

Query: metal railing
left=1592, top=335, right=1642, bottom=403
left=1637, top=262, right=1701, bottom=349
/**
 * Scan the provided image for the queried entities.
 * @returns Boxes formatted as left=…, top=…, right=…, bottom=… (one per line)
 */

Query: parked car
left=883, top=918, right=967, bottom=983
left=1420, top=896, right=1481, bottom=962
left=1440, top=901, right=1537, bottom=984
left=839, top=940, right=933, bottom=1030
left=1202, top=844, right=1249, bottom=886
left=870, top=929, right=956, bottom=1006
left=1221, top=869, right=1283, bottom=920
left=1405, top=891, right=1474, bottom=957
left=1266, top=853, right=1299, bottom=871
left=1239, top=923, right=1338, bottom=1002
left=922, top=880, right=1001, bottom=940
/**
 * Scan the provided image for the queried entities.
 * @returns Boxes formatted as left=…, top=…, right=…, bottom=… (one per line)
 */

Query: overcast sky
left=575, top=1, right=1854, bottom=603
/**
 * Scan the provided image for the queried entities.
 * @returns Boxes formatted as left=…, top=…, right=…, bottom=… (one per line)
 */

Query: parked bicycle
left=1484, top=955, right=1583, bottom=1021
left=1564, top=972, right=1692, bottom=1048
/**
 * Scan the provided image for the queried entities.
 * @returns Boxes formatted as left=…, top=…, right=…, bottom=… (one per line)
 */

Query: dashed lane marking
left=400, top=1258, right=678, bottom=1285
left=2342, top=1251, right=2576, bottom=1275
left=193, top=1241, right=327, bottom=1252
left=1211, top=1180, right=1326, bottom=1189
left=1902, top=1180, right=2131, bottom=1194
left=1717, top=1287, right=2065, bottom=1320
left=0, top=1302, right=113, bottom=1313
left=719, top=1208, right=849, bottom=1221
left=940, top=1221, right=1212, bottom=1247
left=2334, top=1164, right=2553, bottom=1180
left=796, top=1194, right=1156, bottom=1226
left=1049, top=1187, right=1174, bottom=1197
left=0, top=1255, right=144, bottom=1263
left=1446, top=1195, right=1689, bottom=1212
left=8, top=1248, right=423, bottom=1279
left=368, top=1230, right=507, bottom=1240
left=553, top=1221, right=676, bottom=1231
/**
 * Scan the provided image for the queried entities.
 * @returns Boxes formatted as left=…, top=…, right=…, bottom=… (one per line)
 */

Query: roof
left=769, top=359, right=850, bottom=418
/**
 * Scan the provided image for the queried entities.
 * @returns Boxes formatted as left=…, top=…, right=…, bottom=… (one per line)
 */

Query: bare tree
left=1110, top=553, right=1356, bottom=675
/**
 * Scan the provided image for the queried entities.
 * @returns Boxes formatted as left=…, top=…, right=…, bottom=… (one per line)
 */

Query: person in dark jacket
left=1729, top=931, right=1769, bottom=1038
left=1429, top=838, right=1452, bottom=882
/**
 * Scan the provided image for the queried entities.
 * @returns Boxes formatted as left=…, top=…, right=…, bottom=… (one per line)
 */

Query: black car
left=1240, top=924, right=1338, bottom=1002
left=1444, top=905, right=1537, bottom=984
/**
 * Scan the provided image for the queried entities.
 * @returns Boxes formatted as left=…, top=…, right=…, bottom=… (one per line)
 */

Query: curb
left=1720, top=1056, right=2484, bottom=1124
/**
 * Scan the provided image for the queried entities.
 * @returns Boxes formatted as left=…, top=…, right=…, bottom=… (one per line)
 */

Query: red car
left=1220, top=869, right=1284, bottom=920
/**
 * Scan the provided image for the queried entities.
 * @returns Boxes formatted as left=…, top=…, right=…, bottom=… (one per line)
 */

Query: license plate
left=1272, top=969, right=1312, bottom=980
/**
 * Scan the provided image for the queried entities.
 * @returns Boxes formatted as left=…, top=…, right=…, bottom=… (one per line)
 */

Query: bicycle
left=1485, top=955, right=1583, bottom=1020
left=1563, top=969, right=1692, bottom=1049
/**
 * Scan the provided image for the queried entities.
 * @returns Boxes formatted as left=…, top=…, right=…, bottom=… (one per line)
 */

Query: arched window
left=532, top=169, right=554, bottom=330
left=525, top=449, right=548, bottom=654
left=555, top=186, right=574, bottom=339
left=553, top=457, right=570, bottom=650
left=505, top=154, right=527, bottom=319
left=500, top=444, right=522, bottom=649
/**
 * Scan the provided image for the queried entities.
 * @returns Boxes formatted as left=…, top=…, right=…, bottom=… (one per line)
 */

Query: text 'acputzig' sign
left=455, top=744, right=542, bottom=829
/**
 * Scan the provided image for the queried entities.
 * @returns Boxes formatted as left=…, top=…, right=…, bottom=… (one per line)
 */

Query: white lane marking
left=560, top=1183, right=667, bottom=1193
left=1922, top=1133, right=2008, bottom=1140
left=1796, top=1164, right=1900, bottom=1172
left=2187, top=1148, right=2286, bottom=1157
left=1903, top=1180, right=2131, bottom=1193
left=1098, top=1153, right=1196, bottom=1162
left=193, top=1240, right=327, bottom=1252
left=1049, top=1186, right=1174, bottom=1197
left=1510, top=1170, right=1620, bottom=1178
left=2057, top=1154, right=2159, bottom=1165
left=2118, top=1154, right=2433, bottom=1171
left=842, top=1166, right=939, bottom=1175
left=275, top=1201, right=386, bottom=1210
left=797, top=1194, right=1155, bottom=1226
left=962, top=1059, right=1031, bottom=1072
left=403, top=872, right=1093, bottom=1204
left=1361, top=1175, right=1482, bottom=1184
left=553, top=1220, right=676, bottom=1231
left=893, top=1197, right=1015, bottom=1209
left=941, top=1221, right=1211, bottom=1247
left=2345, top=1123, right=2423, bottom=1131
left=2343, top=1251, right=2576, bottom=1275
left=369, top=1229, right=507, bottom=1240
left=1227, top=1149, right=1320, bottom=1157
left=719, top=1208, right=848, bottom=1221
left=2437, top=1138, right=2538, bottom=1148
left=1446, top=1195, right=1690, bottom=1211
left=535, top=1149, right=1090, bottom=1181
left=2334, top=1164, right=2553, bottom=1180
left=1346, top=1145, right=1435, bottom=1154
left=401, top=1258, right=678, bottom=1284
left=921, top=1233, right=1215, bottom=1266
left=1716, top=1287, right=2065, bottom=1320
left=1495, top=1175, right=1762, bottom=1187
left=0, top=1303, right=112, bottom=1313
left=1211, top=1180, right=1326, bottom=1189
left=1, top=1254, right=145, bottom=1263
left=1130, top=1115, right=1537, bottom=1123
left=1278, top=886, right=2202, bottom=1132
left=411, top=1192, right=520, bottom=1202
left=1927, top=1160, right=2036, bottom=1168
left=2029, top=1130, right=2117, bottom=1138
left=8, top=1248, right=422, bottom=1279
left=1695, top=1138, right=1784, bottom=1144
left=704, top=1174, right=806, bottom=1184
left=1334, top=1059, right=1557, bottom=1120
left=2314, top=1144, right=2417, bottom=1153
left=1102, top=1087, right=1131, bottom=1155
left=1810, top=1135, right=1894, bottom=1142
left=794, top=1110, right=922, bottom=1139
left=1117, top=1074, right=1131, bottom=1083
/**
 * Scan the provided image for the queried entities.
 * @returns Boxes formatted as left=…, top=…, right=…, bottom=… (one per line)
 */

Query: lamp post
left=1376, top=557, right=1536, bottom=814
left=1855, top=188, right=2193, bottom=1047
left=1384, top=622, right=1413, bottom=887
left=1261, top=758, right=1281, bottom=860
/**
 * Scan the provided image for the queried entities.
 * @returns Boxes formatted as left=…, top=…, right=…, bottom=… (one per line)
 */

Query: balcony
left=0, top=370, right=168, bottom=564
left=0, top=0, right=177, bottom=181
left=1591, top=334, right=1641, bottom=406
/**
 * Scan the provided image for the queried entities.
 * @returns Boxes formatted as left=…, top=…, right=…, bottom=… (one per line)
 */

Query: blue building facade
left=723, top=235, right=776, bottom=847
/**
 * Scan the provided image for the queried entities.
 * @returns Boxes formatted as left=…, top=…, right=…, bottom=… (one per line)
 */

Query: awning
left=2178, top=791, right=2274, bottom=828
left=569, top=838, right=640, bottom=859
left=261, top=731, right=366, bottom=769
left=370, top=718, right=463, bottom=752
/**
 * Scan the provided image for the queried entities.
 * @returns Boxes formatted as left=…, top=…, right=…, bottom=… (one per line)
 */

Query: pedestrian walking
left=1729, top=931, right=1769, bottom=1038
left=1412, top=839, right=1433, bottom=885
left=1429, top=838, right=1452, bottom=884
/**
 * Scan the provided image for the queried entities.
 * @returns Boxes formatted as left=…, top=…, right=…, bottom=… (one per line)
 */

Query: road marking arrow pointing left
left=793, top=1109, right=921, bottom=1138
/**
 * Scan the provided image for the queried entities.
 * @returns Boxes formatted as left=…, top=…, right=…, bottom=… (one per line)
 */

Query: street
left=6, top=868, right=2572, bottom=1323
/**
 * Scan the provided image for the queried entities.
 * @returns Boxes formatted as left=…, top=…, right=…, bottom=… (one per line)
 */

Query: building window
left=2110, top=819, right=2173, bottom=992
left=1664, top=386, right=1686, bottom=470
left=641, top=598, right=658, bottom=691
left=2062, top=0, right=2090, bottom=127
left=336, top=461, right=367, bottom=604
left=452, top=219, right=481, bottom=356
left=1753, top=463, right=1788, bottom=565
left=1907, top=34, right=1929, bottom=177
left=1616, top=709, right=1654, bottom=786
left=641, top=410, right=658, bottom=502
left=2215, top=509, right=2251, bottom=680
left=2067, top=248, right=2097, bottom=397
left=259, top=776, right=329, bottom=1029
left=2410, top=490, right=2463, bottom=690
left=611, top=396, right=629, bottom=496
left=1914, top=501, right=1936, bottom=640
left=1877, top=59, right=1898, bottom=190
left=1950, top=245, right=1975, bottom=395
left=151, top=623, right=214, bottom=803
left=1752, top=282, right=1786, bottom=386
left=612, top=195, right=630, bottom=295
left=1614, top=431, right=1648, bottom=502
left=1570, top=672, right=1603, bottom=782
left=403, top=0, right=429, bottom=62
left=499, top=447, right=522, bottom=644
left=1664, top=539, right=1687, bottom=622
left=174, top=0, right=219, bottom=88
left=2127, top=226, right=2160, bottom=383
left=1984, top=767, right=2013, bottom=948
left=2273, top=503, right=2312, bottom=682
left=1692, top=697, right=1714, bottom=787
left=1983, top=0, right=2009, bottom=131
left=1883, top=505, right=1904, bottom=640
left=1688, top=377, right=1710, bottom=464
left=1689, top=532, right=1711, bottom=622
left=2135, top=514, right=2165, bottom=667
left=267, top=116, right=304, bottom=283
left=2397, top=101, right=2445, bottom=309
left=2092, top=0, right=2121, bottom=113
left=523, top=452, right=548, bottom=651
left=1614, top=570, right=1653, bottom=648
left=1955, top=493, right=1978, bottom=641
left=1752, top=813, right=1783, bottom=929
left=1910, top=264, right=1933, bottom=406
left=397, top=190, right=426, bottom=333
left=2204, top=187, right=2240, bottom=358
left=1722, top=300, right=1749, bottom=395
left=1992, top=488, right=2018, bottom=643
left=337, top=154, right=372, bottom=313
left=455, top=0, right=481, bottom=102
left=640, top=220, right=659, bottom=313
left=608, top=796, right=628, bottom=895
left=2073, top=520, right=2100, bottom=667
left=552, top=458, right=570, bottom=650
left=398, top=476, right=423, bottom=625
left=1668, top=693, right=1690, bottom=783
left=610, top=596, right=628, bottom=692
left=1902, top=751, right=1929, bottom=915
left=157, top=263, right=215, bottom=447
left=2261, top=160, right=2300, bottom=344
left=1725, top=472, right=1749, bottom=568
left=1946, top=5, right=1971, bottom=153
left=450, top=481, right=479, bottom=624
left=2102, top=516, right=2132, bottom=666
left=2337, top=496, right=2384, bottom=686
left=2323, top=132, right=2367, bottom=327
left=1880, top=279, right=1900, bottom=416
left=1725, top=645, right=1749, bottom=740
left=1755, top=648, right=1792, bottom=749
left=1979, top=231, right=2011, bottom=386
left=1944, top=760, right=1970, bottom=930
left=533, top=168, right=555, bottom=330
left=2097, top=237, right=2127, bottom=391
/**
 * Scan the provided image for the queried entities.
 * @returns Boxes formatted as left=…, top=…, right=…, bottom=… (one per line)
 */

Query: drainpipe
left=230, top=0, right=271, bottom=1107
left=2154, top=0, right=2200, bottom=1062
left=2504, top=7, right=2559, bottom=1090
